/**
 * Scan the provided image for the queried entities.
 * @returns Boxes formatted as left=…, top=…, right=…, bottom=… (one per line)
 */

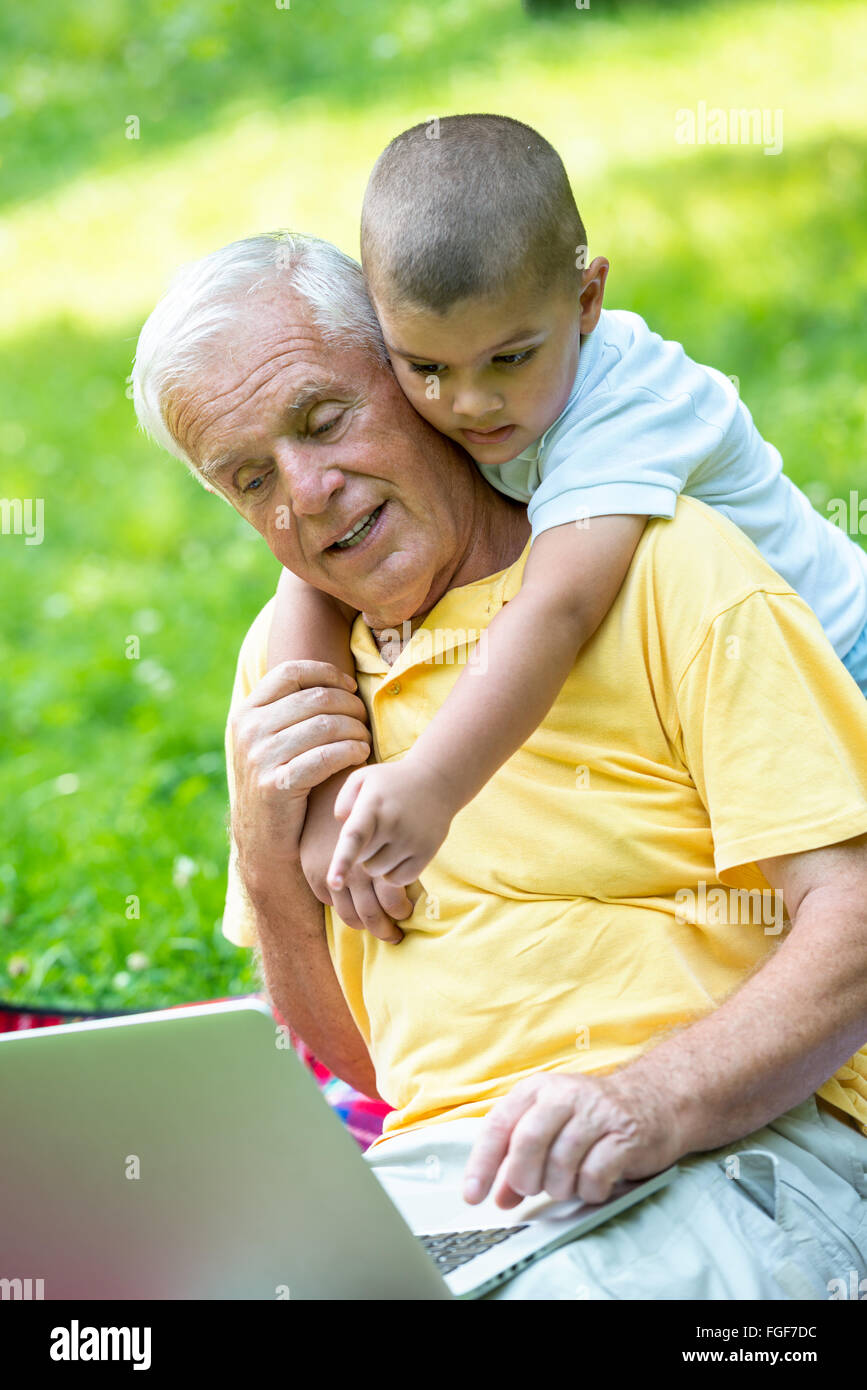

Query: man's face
left=171, top=288, right=474, bottom=628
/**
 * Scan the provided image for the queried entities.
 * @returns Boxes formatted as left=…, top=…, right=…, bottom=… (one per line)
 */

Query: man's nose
left=273, top=439, right=345, bottom=516
left=450, top=383, right=504, bottom=421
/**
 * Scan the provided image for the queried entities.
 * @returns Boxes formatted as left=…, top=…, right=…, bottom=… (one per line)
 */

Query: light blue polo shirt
left=482, top=308, right=867, bottom=664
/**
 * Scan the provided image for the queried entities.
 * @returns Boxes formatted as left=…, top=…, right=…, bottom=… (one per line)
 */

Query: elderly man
left=133, top=232, right=867, bottom=1299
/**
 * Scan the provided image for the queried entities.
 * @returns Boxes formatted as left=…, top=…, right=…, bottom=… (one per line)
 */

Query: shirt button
left=388, top=681, right=401, bottom=695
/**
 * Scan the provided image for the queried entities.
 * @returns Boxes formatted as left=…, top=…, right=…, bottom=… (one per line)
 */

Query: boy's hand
left=300, top=767, right=416, bottom=943
left=327, top=759, right=456, bottom=891
left=303, top=849, right=416, bottom=945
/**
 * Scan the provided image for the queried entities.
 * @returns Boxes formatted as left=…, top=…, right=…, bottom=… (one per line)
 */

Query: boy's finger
left=372, top=878, right=415, bottom=921
left=380, top=856, right=425, bottom=888
left=359, top=842, right=412, bottom=878
left=329, top=886, right=363, bottom=930
left=328, top=820, right=374, bottom=890
left=333, top=768, right=366, bottom=822
left=348, top=878, right=404, bottom=943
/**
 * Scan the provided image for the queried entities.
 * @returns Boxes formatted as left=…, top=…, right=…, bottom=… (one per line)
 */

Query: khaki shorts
left=365, top=1096, right=867, bottom=1299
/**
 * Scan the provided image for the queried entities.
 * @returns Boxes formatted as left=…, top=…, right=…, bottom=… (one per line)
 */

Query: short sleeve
left=527, top=379, right=734, bottom=537
left=221, top=597, right=277, bottom=948
left=675, top=589, right=867, bottom=879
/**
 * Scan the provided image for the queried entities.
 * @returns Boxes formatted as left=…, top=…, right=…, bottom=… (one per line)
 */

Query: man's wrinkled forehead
left=169, top=289, right=358, bottom=468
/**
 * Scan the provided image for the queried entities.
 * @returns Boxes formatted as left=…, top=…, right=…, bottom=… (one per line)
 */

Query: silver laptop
left=0, top=998, right=676, bottom=1299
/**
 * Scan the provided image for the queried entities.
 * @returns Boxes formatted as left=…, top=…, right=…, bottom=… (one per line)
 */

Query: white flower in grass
left=43, top=593, right=71, bottom=619
left=371, top=33, right=400, bottom=59
left=133, top=659, right=174, bottom=696
left=172, top=855, right=198, bottom=889
left=131, top=608, right=162, bottom=634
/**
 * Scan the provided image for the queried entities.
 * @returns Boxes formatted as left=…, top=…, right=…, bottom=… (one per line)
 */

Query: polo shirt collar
left=350, top=542, right=532, bottom=682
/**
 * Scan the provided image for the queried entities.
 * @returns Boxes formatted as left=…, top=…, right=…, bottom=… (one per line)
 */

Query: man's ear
left=187, top=469, right=222, bottom=503
left=191, top=469, right=231, bottom=506
left=578, top=257, right=609, bottom=334
left=207, top=485, right=237, bottom=509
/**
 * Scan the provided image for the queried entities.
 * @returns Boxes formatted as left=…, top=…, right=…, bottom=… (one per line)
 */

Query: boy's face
left=371, top=263, right=607, bottom=467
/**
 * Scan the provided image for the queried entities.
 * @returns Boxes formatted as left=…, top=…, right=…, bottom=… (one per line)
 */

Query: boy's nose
left=273, top=440, right=345, bottom=516
left=451, top=386, right=504, bottom=422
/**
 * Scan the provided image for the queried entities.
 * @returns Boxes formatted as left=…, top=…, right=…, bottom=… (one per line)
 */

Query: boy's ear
left=578, top=257, right=609, bottom=334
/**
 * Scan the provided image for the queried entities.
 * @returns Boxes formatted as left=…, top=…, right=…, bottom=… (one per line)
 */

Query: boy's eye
left=493, top=348, right=537, bottom=367
left=408, top=362, right=444, bottom=376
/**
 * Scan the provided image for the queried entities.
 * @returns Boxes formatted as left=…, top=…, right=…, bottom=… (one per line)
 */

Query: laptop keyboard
left=418, top=1225, right=529, bottom=1276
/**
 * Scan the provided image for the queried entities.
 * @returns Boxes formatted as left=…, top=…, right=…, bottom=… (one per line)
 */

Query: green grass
left=1, top=0, right=865, bottom=1010
left=0, top=325, right=275, bottom=1006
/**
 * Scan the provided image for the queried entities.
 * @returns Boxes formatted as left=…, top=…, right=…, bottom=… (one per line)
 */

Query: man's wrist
left=607, top=1049, right=699, bottom=1162
left=237, top=837, right=303, bottom=913
left=245, top=865, right=330, bottom=951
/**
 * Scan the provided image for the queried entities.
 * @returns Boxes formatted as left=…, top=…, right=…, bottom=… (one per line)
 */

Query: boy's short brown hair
left=361, top=114, right=587, bottom=313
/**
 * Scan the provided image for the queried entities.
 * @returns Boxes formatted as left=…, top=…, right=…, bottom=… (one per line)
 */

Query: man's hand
left=230, top=660, right=371, bottom=901
left=326, top=757, right=457, bottom=891
left=462, top=1071, right=681, bottom=1210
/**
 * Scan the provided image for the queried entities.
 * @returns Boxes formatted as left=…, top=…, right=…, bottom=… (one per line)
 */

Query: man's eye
left=310, top=410, right=344, bottom=436
left=493, top=348, right=537, bottom=367
left=408, top=362, right=444, bottom=376
left=241, top=472, right=269, bottom=494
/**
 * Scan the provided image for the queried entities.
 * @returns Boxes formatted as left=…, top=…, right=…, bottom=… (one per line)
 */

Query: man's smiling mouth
left=329, top=503, right=385, bottom=551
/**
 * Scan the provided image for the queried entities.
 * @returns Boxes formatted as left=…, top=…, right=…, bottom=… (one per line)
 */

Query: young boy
left=268, top=114, right=867, bottom=926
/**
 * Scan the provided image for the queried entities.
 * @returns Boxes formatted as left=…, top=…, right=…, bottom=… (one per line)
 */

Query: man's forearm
left=249, top=861, right=379, bottom=1098
left=615, top=880, right=867, bottom=1155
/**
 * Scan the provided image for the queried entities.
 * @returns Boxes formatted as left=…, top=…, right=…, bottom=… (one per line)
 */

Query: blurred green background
left=1, top=0, right=865, bottom=1010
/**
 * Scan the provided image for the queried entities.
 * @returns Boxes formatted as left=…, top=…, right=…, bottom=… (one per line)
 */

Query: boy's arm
left=267, top=565, right=356, bottom=675
left=417, top=513, right=648, bottom=801
left=328, top=514, right=647, bottom=887
left=269, top=568, right=414, bottom=940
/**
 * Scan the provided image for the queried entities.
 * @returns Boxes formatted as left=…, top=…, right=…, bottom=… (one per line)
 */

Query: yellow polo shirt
left=222, top=497, right=867, bottom=1141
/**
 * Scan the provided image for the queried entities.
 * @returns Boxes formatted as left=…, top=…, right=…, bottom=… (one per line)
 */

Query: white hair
left=131, top=231, right=387, bottom=474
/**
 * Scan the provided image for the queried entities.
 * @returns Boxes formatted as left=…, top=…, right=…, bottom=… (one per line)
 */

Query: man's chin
left=359, top=602, right=420, bottom=634
left=329, top=548, right=432, bottom=634
left=359, top=586, right=434, bottom=635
